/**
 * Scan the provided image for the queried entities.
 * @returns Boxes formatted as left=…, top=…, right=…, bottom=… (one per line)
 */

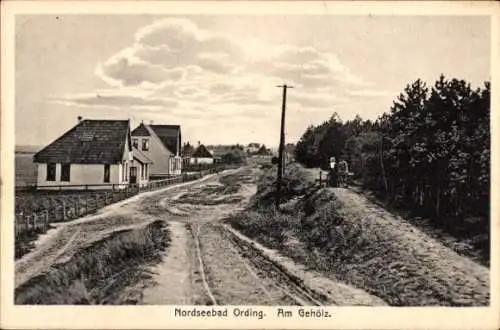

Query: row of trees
left=294, top=75, right=490, bottom=245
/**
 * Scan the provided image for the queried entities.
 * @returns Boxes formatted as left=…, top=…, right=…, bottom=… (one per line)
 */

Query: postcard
left=1, top=1, right=499, bottom=329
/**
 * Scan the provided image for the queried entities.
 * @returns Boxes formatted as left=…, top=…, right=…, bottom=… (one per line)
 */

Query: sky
left=15, top=15, right=490, bottom=148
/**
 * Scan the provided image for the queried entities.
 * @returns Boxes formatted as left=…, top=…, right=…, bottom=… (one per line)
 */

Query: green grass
left=15, top=220, right=170, bottom=305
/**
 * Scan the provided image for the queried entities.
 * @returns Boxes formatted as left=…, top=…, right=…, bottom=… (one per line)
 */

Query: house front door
left=130, top=167, right=137, bottom=184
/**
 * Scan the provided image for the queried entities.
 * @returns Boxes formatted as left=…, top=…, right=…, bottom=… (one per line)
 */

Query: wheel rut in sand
left=141, top=221, right=195, bottom=305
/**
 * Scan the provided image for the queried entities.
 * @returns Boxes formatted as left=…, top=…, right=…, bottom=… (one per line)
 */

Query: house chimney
left=198, top=141, right=201, bottom=147
left=77, top=116, right=83, bottom=123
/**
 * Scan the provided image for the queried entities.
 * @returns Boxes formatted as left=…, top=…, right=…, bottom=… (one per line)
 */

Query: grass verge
left=15, top=220, right=170, bottom=305
left=15, top=226, right=56, bottom=260
left=226, top=164, right=490, bottom=306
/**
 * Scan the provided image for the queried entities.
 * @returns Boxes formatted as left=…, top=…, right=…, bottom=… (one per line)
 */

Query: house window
left=142, top=139, right=149, bottom=151
left=132, top=138, right=138, bottom=149
left=104, top=164, right=110, bottom=183
left=61, top=164, right=71, bottom=182
left=46, top=163, right=56, bottom=181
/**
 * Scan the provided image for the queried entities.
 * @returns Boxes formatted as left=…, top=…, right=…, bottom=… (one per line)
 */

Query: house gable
left=192, top=145, right=214, bottom=158
left=131, top=123, right=151, bottom=136
left=132, top=124, right=181, bottom=156
left=149, top=125, right=181, bottom=156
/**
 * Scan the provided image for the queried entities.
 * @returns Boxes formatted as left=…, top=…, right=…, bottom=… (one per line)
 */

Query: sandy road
left=15, top=172, right=226, bottom=288
left=16, top=166, right=379, bottom=305
left=138, top=166, right=334, bottom=305
left=15, top=167, right=330, bottom=305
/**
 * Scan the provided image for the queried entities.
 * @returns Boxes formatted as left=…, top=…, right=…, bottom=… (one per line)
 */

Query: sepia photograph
left=1, top=1, right=499, bottom=329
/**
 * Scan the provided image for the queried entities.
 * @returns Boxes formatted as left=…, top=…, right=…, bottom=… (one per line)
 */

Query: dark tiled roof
left=34, top=120, right=130, bottom=164
left=131, top=123, right=151, bottom=136
left=192, top=145, right=213, bottom=158
left=150, top=125, right=181, bottom=155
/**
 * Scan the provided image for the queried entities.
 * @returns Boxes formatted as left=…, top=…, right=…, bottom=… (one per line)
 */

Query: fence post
left=25, top=215, right=31, bottom=232
left=44, top=210, right=49, bottom=229
left=62, top=199, right=67, bottom=221
left=15, top=217, right=19, bottom=238
left=14, top=215, right=19, bottom=238
left=47, top=198, right=52, bottom=221
left=33, top=212, right=38, bottom=230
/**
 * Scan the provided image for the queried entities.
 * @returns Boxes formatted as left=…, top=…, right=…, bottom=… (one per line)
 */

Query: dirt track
left=16, top=167, right=380, bottom=305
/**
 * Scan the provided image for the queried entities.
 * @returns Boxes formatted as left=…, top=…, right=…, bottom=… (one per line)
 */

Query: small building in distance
left=209, top=145, right=247, bottom=165
left=190, top=143, right=214, bottom=164
left=246, top=142, right=261, bottom=155
left=131, top=122, right=182, bottom=178
left=33, top=118, right=135, bottom=190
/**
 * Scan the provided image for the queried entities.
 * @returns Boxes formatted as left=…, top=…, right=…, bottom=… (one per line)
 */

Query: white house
left=190, top=144, right=214, bottom=164
left=131, top=147, right=153, bottom=188
left=131, top=122, right=182, bottom=178
left=33, top=118, right=135, bottom=190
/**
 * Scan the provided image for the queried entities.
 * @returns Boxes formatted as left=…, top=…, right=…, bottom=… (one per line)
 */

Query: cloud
left=94, top=18, right=368, bottom=96
left=96, top=49, right=187, bottom=88
left=247, top=45, right=365, bottom=89
left=97, top=17, right=245, bottom=87
left=57, top=17, right=389, bottom=145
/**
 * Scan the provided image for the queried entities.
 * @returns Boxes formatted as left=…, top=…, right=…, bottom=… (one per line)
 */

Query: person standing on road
left=329, top=157, right=336, bottom=170
left=328, top=157, right=338, bottom=187
left=337, top=157, right=349, bottom=187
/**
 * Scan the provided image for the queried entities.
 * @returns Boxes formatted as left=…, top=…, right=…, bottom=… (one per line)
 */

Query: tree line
left=294, top=75, right=490, bottom=254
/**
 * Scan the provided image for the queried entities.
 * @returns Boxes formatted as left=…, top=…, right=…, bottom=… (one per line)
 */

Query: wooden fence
left=182, top=163, right=223, bottom=173
left=15, top=165, right=226, bottom=239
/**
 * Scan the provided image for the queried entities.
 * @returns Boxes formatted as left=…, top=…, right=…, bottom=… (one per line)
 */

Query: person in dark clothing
left=337, top=157, right=349, bottom=187
left=328, top=157, right=338, bottom=187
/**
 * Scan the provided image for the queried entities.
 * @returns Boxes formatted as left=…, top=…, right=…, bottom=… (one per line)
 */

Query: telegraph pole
left=276, top=84, right=293, bottom=208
